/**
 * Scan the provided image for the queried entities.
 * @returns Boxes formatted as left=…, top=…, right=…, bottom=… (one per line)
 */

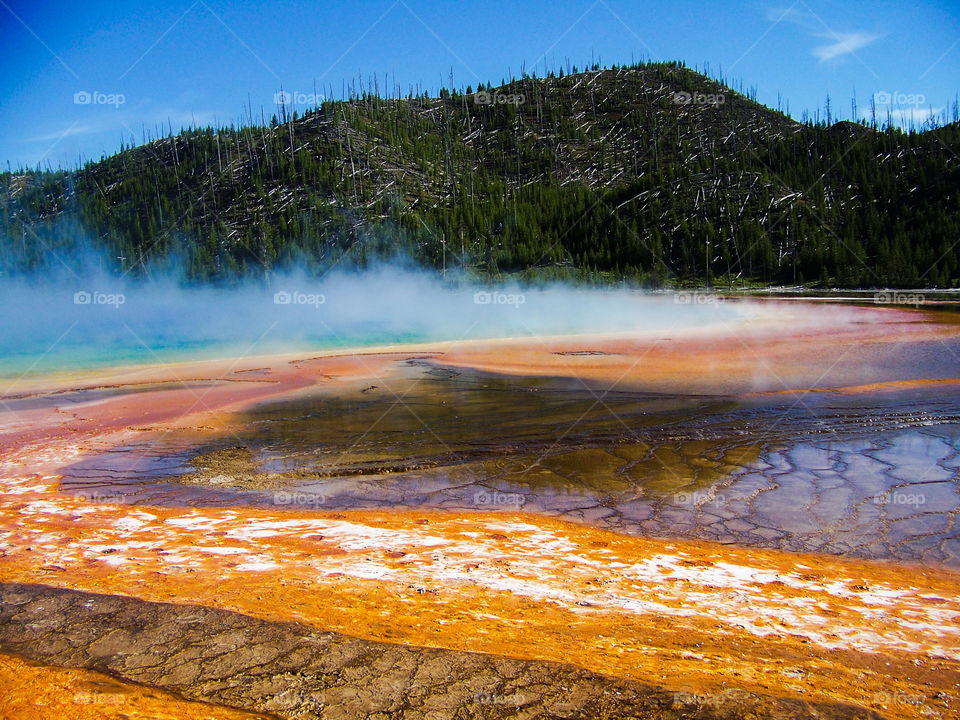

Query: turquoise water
left=0, top=331, right=437, bottom=379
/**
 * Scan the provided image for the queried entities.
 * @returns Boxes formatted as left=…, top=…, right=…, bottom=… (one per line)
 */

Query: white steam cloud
left=0, top=263, right=743, bottom=378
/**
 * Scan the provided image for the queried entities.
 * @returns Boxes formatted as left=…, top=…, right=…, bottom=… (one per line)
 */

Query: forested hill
left=3, top=61, right=959, bottom=287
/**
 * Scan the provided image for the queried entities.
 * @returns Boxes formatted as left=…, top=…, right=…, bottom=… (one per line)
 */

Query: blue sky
left=1, top=0, right=958, bottom=169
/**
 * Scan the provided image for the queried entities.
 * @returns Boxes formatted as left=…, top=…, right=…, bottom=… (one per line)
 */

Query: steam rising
left=0, top=262, right=741, bottom=378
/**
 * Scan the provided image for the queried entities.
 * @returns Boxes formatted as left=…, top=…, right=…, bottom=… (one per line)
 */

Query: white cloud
left=812, top=31, right=879, bottom=63
left=887, top=106, right=945, bottom=128
left=767, top=7, right=881, bottom=64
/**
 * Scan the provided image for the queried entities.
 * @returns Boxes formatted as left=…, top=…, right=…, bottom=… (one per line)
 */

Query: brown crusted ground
left=0, top=582, right=886, bottom=720
left=0, top=653, right=269, bottom=719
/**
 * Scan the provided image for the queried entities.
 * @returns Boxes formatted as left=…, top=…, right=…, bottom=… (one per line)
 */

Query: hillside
left=2, top=61, right=959, bottom=287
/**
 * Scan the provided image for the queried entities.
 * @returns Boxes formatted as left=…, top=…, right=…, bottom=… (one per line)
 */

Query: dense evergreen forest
left=2, top=61, right=959, bottom=287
